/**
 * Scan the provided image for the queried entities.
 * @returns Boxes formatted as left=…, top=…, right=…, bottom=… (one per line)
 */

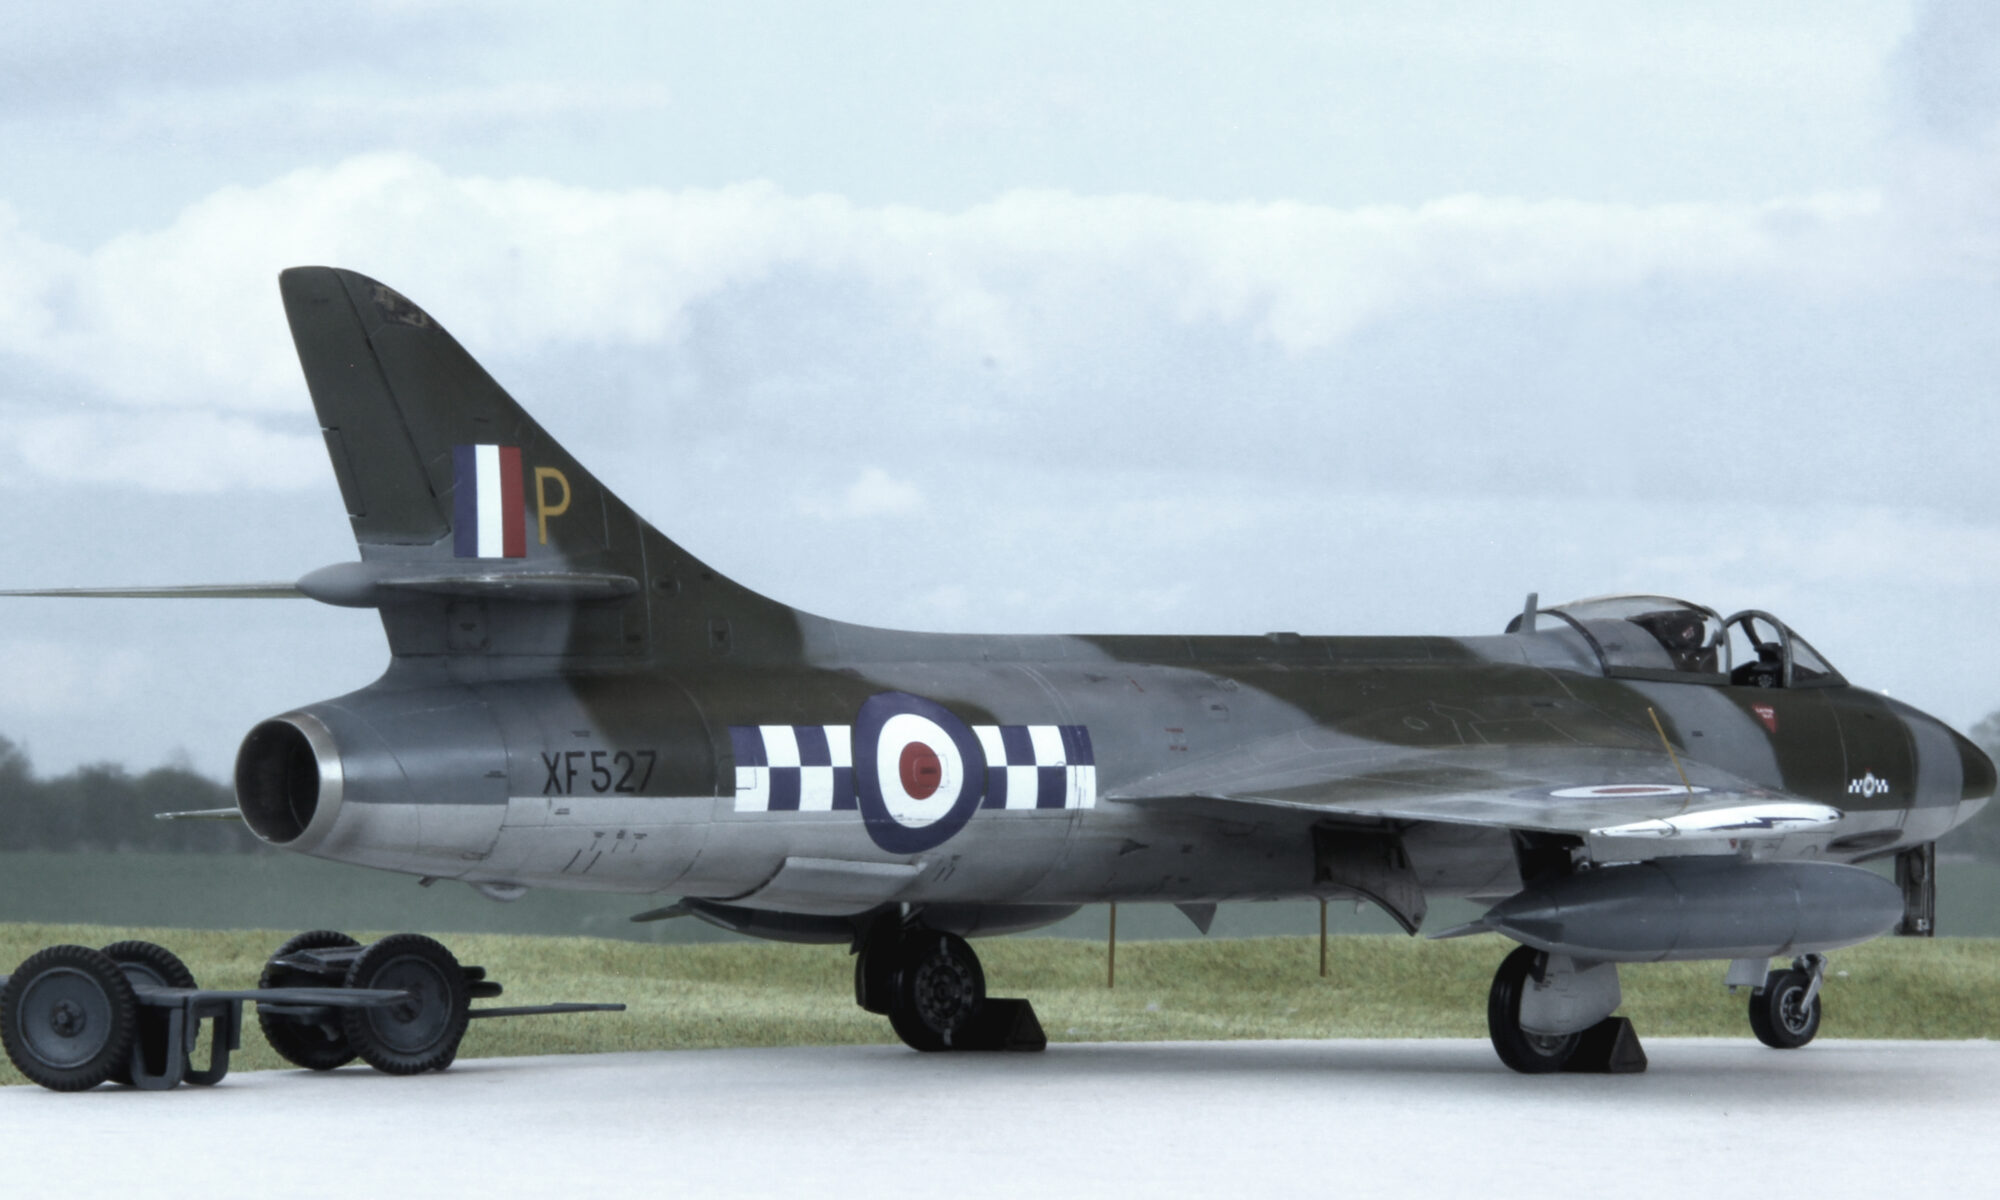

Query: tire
left=1487, top=945, right=1580, bottom=1074
left=1, top=944, right=139, bottom=1091
left=1749, top=968, right=1821, bottom=1049
left=101, top=941, right=197, bottom=1086
left=887, top=930, right=986, bottom=1052
left=258, top=930, right=360, bottom=1071
left=341, top=934, right=470, bottom=1075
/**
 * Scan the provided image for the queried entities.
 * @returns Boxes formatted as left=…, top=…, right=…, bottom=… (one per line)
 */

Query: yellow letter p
left=534, top=467, right=571, bottom=545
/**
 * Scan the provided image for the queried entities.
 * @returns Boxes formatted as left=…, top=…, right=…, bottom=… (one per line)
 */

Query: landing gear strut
left=855, top=920, right=1045, bottom=1052
left=1749, top=953, right=1824, bottom=1049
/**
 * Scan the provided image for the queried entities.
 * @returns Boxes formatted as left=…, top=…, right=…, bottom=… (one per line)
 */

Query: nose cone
left=1957, top=727, right=1997, bottom=805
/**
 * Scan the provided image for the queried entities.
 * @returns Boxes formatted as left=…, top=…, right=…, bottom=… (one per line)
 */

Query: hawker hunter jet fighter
left=10, top=268, right=1991, bottom=1074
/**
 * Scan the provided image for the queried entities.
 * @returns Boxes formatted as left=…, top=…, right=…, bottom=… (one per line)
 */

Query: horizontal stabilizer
left=294, top=561, right=638, bottom=607
left=0, top=584, right=303, bottom=599
left=153, top=808, right=247, bottom=822
left=3, top=563, right=639, bottom=611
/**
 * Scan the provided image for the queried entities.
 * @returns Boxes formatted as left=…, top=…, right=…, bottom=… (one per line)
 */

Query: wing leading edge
left=1104, top=731, right=1840, bottom=847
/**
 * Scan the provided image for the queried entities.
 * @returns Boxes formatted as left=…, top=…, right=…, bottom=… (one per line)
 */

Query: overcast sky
left=3, top=1, right=1998, bottom=777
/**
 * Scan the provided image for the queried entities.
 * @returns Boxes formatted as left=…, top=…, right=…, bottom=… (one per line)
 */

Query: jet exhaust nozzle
left=235, top=711, right=343, bottom=851
left=1480, top=858, right=1904, bottom=962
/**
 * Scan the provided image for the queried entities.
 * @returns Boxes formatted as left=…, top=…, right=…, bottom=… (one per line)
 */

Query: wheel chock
left=1561, top=1016, right=1648, bottom=1074
left=953, top=998, right=1047, bottom=1052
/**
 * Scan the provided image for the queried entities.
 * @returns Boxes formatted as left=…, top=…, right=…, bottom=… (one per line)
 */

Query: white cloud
left=0, top=155, right=1914, bottom=416
left=3, top=151, right=1995, bottom=498
left=0, top=408, right=325, bottom=493
left=801, top=467, right=925, bottom=520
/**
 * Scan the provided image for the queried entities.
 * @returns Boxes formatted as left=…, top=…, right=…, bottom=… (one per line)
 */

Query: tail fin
left=280, top=266, right=802, bottom=662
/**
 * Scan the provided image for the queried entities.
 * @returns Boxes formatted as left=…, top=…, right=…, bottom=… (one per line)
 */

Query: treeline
left=0, top=737, right=258, bottom=854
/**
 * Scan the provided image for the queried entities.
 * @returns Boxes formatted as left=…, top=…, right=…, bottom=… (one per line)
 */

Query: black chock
left=1562, top=1016, right=1648, bottom=1074
left=953, top=998, right=1047, bottom=1052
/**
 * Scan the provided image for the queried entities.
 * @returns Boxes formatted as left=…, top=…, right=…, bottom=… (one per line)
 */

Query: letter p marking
left=534, top=467, right=571, bottom=545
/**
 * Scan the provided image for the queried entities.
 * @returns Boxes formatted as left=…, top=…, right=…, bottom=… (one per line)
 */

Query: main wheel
left=0, top=944, right=139, bottom=1091
left=887, top=930, right=986, bottom=1052
left=259, top=930, right=360, bottom=1070
left=101, top=940, right=197, bottom=1086
left=1487, top=945, right=1580, bottom=1074
left=341, top=934, right=470, bottom=1075
left=1749, top=968, right=1821, bottom=1049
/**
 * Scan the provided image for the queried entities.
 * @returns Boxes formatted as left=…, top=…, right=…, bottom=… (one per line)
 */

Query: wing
left=1103, top=728, right=1839, bottom=845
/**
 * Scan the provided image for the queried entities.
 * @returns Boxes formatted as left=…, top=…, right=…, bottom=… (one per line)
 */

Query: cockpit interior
left=1507, top=594, right=1844, bottom=688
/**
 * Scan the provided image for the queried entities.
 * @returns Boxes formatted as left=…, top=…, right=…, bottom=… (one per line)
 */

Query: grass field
left=6, top=924, right=2000, bottom=1087
left=12, top=851, right=2000, bottom=941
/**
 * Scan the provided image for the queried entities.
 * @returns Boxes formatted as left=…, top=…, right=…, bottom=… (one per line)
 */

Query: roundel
left=853, top=692, right=988, bottom=854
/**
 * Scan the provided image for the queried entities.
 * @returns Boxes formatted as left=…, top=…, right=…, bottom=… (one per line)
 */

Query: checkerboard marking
left=731, top=723, right=1094, bottom=812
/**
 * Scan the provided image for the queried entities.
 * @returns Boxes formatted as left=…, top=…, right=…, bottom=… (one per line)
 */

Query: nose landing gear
left=1748, top=954, right=1825, bottom=1050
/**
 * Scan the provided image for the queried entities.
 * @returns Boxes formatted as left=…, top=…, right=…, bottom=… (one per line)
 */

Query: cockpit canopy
left=1507, top=594, right=1844, bottom=688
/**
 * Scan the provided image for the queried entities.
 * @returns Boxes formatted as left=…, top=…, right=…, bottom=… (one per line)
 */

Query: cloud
left=0, top=1, right=478, bottom=116
left=800, top=468, right=926, bottom=520
left=1, top=152, right=1990, bottom=497
left=1884, top=1, right=2000, bottom=275
left=0, top=155, right=1904, bottom=405
left=1891, top=0, right=2000, bottom=143
left=0, top=408, right=324, bottom=493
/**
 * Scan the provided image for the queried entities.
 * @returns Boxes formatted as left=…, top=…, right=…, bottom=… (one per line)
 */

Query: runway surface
left=4, top=1039, right=1996, bottom=1198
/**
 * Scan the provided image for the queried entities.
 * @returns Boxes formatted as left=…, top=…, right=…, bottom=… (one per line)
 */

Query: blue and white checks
left=973, top=724, right=1097, bottom=810
left=731, top=723, right=1095, bottom=813
left=730, top=725, right=856, bottom=812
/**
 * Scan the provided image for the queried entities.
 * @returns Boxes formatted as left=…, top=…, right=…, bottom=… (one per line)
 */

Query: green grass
left=7, top=925, right=2000, bottom=1086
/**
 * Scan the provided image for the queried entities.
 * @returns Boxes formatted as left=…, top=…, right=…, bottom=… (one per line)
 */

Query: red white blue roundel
left=854, top=692, right=988, bottom=853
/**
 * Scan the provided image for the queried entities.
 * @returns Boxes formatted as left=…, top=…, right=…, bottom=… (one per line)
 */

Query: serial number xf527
left=7, top=267, right=1990, bottom=1079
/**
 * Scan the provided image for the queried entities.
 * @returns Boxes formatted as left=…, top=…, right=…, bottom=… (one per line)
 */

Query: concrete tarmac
left=3, top=1039, right=1995, bottom=1198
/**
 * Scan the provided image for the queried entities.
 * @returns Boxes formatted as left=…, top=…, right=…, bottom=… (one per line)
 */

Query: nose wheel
left=1749, top=954, right=1824, bottom=1049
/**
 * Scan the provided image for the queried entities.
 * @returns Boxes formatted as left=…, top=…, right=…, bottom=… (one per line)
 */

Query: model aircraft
left=5, top=266, right=1991, bottom=1077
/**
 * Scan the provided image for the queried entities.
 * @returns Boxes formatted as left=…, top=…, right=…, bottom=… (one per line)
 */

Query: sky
left=2, top=1, right=1998, bottom=778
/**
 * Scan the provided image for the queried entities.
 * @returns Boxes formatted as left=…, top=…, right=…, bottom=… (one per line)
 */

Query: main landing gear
left=1485, top=945, right=1647, bottom=1075
left=854, top=921, right=1046, bottom=1052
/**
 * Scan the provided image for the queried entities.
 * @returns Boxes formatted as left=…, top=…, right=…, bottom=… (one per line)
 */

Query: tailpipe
left=234, top=711, right=344, bottom=851
left=1469, top=858, right=1902, bottom=962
